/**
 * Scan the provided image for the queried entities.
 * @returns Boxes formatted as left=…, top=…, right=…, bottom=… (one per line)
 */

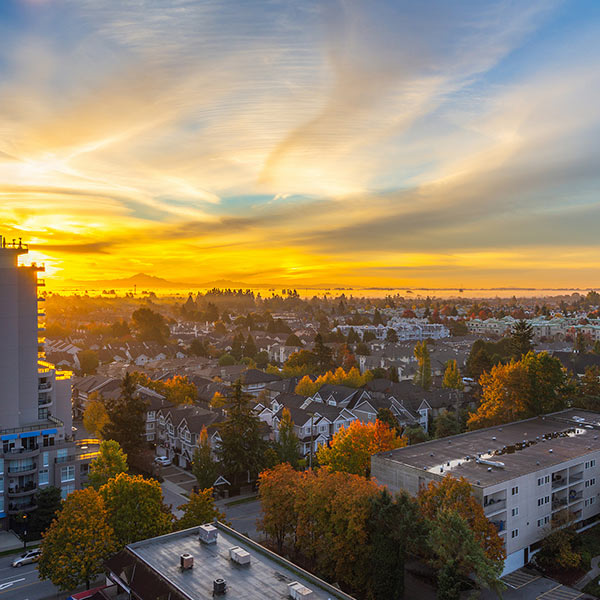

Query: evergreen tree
left=191, top=427, right=217, bottom=490
left=313, top=334, right=333, bottom=373
left=244, top=334, right=258, bottom=359
left=386, top=328, right=398, bottom=343
left=373, top=309, right=384, bottom=325
left=230, top=333, right=244, bottom=361
left=414, top=341, right=432, bottom=390
left=103, top=373, right=148, bottom=460
left=510, top=319, right=534, bottom=358
left=216, top=381, right=267, bottom=488
left=277, top=408, right=300, bottom=468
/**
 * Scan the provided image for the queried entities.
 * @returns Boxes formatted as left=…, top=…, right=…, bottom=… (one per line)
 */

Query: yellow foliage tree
left=176, top=488, right=226, bottom=530
left=82, top=393, right=109, bottom=438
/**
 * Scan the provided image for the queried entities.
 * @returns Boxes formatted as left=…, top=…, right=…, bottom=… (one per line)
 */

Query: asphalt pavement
left=0, top=553, right=61, bottom=600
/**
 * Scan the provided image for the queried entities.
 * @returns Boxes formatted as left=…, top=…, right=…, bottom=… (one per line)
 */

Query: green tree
left=231, top=333, right=244, bottom=361
left=433, top=410, right=461, bottom=439
left=175, top=489, right=225, bottom=530
left=38, top=488, right=116, bottom=591
left=215, top=381, right=267, bottom=488
left=467, top=342, right=493, bottom=380
left=386, top=328, right=398, bottom=343
left=131, top=307, right=170, bottom=343
left=78, top=350, right=99, bottom=375
left=191, top=427, right=217, bottom=490
left=99, top=472, right=172, bottom=547
left=110, top=320, right=130, bottom=338
left=313, top=334, right=333, bottom=373
left=442, top=360, right=464, bottom=390
left=255, top=350, right=269, bottom=368
left=218, top=352, right=236, bottom=366
left=373, top=309, right=384, bottom=325
left=88, top=440, right=128, bottom=490
left=367, top=489, right=425, bottom=600
left=189, top=338, right=207, bottom=357
left=285, top=333, right=303, bottom=347
left=575, top=366, right=600, bottom=410
left=574, top=331, right=588, bottom=354
left=103, top=373, right=148, bottom=460
left=376, top=407, right=400, bottom=434
left=277, top=408, right=300, bottom=468
left=510, top=319, right=534, bottom=358
left=29, top=487, right=62, bottom=539
left=404, top=425, right=428, bottom=445
left=414, top=341, right=432, bottom=390
left=244, top=334, right=258, bottom=359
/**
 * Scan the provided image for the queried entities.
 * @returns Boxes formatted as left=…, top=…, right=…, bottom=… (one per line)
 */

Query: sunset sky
left=1, top=0, right=600, bottom=289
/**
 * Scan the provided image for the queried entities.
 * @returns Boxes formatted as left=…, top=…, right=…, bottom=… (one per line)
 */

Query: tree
left=175, top=489, right=225, bottom=530
left=29, top=487, right=62, bottom=539
left=433, top=410, right=461, bottom=439
left=111, top=320, right=130, bottom=338
left=467, top=345, right=493, bottom=381
left=418, top=475, right=505, bottom=565
left=510, top=319, right=534, bottom=358
left=88, top=440, right=128, bottom=490
left=103, top=373, right=148, bottom=460
left=277, top=408, right=300, bottom=468
left=413, top=341, right=432, bottom=390
left=257, top=463, right=301, bottom=553
left=215, top=381, right=267, bottom=488
left=243, top=334, right=258, bottom=359
left=255, top=350, right=269, bottom=368
left=285, top=333, right=303, bottom=347
left=131, top=307, right=170, bottom=343
left=404, top=424, right=428, bottom=445
left=284, top=349, right=319, bottom=376
left=386, top=328, right=398, bottom=343
left=468, top=352, right=567, bottom=429
left=373, top=309, right=384, bottom=325
left=230, top=333, right=244, bottom=361
left=38, top=488, right=116, bottom=591
left=99, top=473, right=172, bottom=547
left=575, top=366, right=600, bottom=410
left=317, top=419, right=406, bottom=477
left=162, top=375, right=197, bottom=404
left=313, top=334, right=333, bottom=372
left=367, top=489, right=425, bottom=600
left=78, top=350, right=99, bottom=375
left=535, top=520, right=581, bottom=571
left=83, top=393, right=109, bottom=438
left=574, top=331, right=588, bottom=354
left=191, top=427, right=217, bottom=490
left=218, top=352, right=235, bottom=366
left=189, top=337, right=207, bottom=357
left=376, top=407, right=400, bottom=434
left=442, top=360, right=464, bottom=390
left=295, top=374, right=319, bottom=396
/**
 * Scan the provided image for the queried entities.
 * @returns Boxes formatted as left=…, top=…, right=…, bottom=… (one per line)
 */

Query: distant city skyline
left=1, top=1, right=600, bottom=288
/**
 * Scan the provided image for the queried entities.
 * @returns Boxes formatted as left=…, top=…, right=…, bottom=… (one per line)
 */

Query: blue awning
left=41, top=428, right=57, bottom=435
left=1, top=434, right=18, bottom=441
left=20, top=431, right=40, bottom=438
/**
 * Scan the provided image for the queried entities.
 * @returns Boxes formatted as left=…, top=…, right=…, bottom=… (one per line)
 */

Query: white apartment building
left=0, top=235, right=94, bottom=528
left=371, top=409, right=600, bottom=575
left=335, top=319, right=449, bottom=342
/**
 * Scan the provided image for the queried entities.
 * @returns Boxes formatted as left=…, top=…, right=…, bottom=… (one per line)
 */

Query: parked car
left=12, top=549, right=41, bottom=567
left=154, top=455, right=171, bottom=466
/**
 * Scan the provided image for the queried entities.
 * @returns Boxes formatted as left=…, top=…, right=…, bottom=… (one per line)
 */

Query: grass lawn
left=225, top=494, right=259, bottom=507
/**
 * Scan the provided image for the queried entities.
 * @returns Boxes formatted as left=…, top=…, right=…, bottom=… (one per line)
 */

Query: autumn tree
left=442, top=360, right=464, bottom=390
left=510, top=319, right=534, bottom=358
left=103, top=373, right=148, bottom=460
left=83, top=393, right=109, bottom=439
left=295, top=374, right=319, bottom=396
left=175, top=489, right=225, bottom=531
left=38, top=488, right=116, bottom=591
left=191, top=427, right=217, bottom=490
left=277, top=408, right=300, bottom=468
left=257, top=463, right=301, bottom=553
left=317, top=419, right=406, bottom=477
left=88, top=440, right=128, bottom=490
left=414, top=341, right=432, bottom=390
left=215, top=380, right=267, bottom=488
left=162, top=375, right=197, bottom=404
left=99, top=473, right=172, bottom=546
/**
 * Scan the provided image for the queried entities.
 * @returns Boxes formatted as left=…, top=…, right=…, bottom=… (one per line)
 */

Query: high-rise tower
left=0, top=235, right=93, bottom=526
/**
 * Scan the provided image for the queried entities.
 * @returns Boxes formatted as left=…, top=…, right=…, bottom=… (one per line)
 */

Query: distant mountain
left=65, top=272, right=189, bottom=289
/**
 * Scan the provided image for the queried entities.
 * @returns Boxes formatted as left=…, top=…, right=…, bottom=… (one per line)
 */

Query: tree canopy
left=175, top=489, right=225, bottom=531
left=131, top=307, right=170, bottom=343
left=88, top=440, right=128, bottom=490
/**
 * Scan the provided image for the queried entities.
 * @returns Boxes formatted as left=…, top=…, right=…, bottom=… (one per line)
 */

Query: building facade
left=0, top=236, right=94, bottom=528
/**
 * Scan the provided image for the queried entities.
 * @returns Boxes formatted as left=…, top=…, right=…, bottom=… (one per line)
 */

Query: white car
left=154, top=455, right=171, bottom=466
left=12, top=549, right=41, bottom=567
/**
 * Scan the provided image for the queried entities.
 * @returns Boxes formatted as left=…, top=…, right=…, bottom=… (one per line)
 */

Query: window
left=0, top=458, right=3, bottom=475
left=592, top=478, right=597, bottom=486
left=511, top=486, right=519, bottom=495
left=39, top=469, right=49, bottom=485
left=147, top=411, right=156, bottom=421
left=61, top=483, right=75, bottom=500
left=592, top=460, right=596, bottom=468
left=538, top=496, right=550, bottom=506
left=512, top=507, right=519, bottom=517
left=511, top=529, right=519, bottom=539
left=537, top=518, right=544, bottom=527
left=591, top=497, right=596, bottom=505
left=61, top=465, right=75, bottom=482
left=545, top=495, right=550, bottom=504
left=57, top=449, right=67, bottom=463
left=545, top=475, right=550, bottom=484
left=537, top=477, right=544, bottom=486
left=586, top=461, right=590, bottom=469
left=42, top=452, right=49, bottom=468
left=0, top=496, right=3, bottom=513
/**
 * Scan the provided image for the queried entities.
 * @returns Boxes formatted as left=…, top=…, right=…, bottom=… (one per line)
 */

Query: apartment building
left=335, top=319, right=449, bottom=342
left=371, top=409, right=600, bottom=575
left=0, top=236, right=95, bottom=528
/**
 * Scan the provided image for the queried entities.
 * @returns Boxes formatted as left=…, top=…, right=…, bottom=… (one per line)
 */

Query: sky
left=1, top=0, right=600, bottom=289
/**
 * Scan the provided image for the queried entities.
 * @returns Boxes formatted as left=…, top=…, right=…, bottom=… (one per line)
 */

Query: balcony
left=4, top=445, right=40, bottom=459
left=552, top=475, right=568, bottom=490
left=7, top=482, right=37, bottom=497
left=7, top=462, right=37, bottom=475
left=491, top=519, right=506, bottom=533
left=38, top=382, right=52, bottom=391
left=569, top=472, right=584, bottom=484
left=484, top=499, right=507, bottom=515
left=552, top=498, right=568, bottom=511
left=7, top=502, right=37, bottom=515
left=569, top=490, right=583, bottom=503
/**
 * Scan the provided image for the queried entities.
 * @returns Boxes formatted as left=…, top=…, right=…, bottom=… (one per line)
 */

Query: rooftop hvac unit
left=213, top=578, right=226, bottom=595
left=229, top=546, right=251, bottom=565
left=288, top=581, right=314, bottom=599
left=180, top=553, right=194, bottom=570
left=199, top=524, right=218, bottom=544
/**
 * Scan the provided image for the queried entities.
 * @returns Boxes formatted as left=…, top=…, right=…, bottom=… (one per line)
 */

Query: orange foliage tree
left=317, top=419, right=406, bottom=477
left=418, top=475, right=505, bottom=564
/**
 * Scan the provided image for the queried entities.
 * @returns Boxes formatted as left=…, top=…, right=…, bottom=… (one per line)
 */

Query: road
left=0, top=554, right=60, bottom=600
left=219, top=498, right=262, bottom=540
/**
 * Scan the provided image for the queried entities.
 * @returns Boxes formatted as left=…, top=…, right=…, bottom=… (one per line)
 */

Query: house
left=240, top=369, right=281, bottom=396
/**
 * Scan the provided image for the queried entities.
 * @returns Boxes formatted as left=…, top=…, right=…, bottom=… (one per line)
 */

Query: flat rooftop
left=376, top=409, right=600, bottom=488
left=127, top=522, right=355, bottom=600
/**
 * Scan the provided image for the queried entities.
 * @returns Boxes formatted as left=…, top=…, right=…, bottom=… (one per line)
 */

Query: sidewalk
left=575, top=555, right=600, bottom=590
left=0, top=530, right=24, bottom=552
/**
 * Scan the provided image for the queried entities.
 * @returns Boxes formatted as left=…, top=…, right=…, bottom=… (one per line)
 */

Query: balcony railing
left=569, top=473, right=584, bottom=483
left=38, top=382, right=52, bottom=391
left=7, top=502, right=37, bottom=515
left=484, top=499, right=507, bottom=514
left=552, top=477, right=567, bottom=489
left=7, top=462, right=37, bottom=474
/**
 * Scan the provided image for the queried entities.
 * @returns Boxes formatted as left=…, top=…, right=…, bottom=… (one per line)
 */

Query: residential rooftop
left=116, top=522, right=356, bottom=600
left=375, top=409, right=600, bottom=488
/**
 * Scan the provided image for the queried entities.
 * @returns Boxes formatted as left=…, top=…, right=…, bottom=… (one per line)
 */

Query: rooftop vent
left=487, top=467, right=492, bottom=472
left=214, top=578, right=226, bottom=595
left=229, top=546, right=251, bottom=565
left=180, top=553, right=193, bottom=570
left=492, top=437, right=496, bottom=441
left=549, top=449, right=553, bottom=453
left=288, top=581, right=314, bottom=599
left=199, top=524, right=218, bottom=544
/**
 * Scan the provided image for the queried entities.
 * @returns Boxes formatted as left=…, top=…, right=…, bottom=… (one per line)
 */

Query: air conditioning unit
left=229, top=546, right=251, bottom=565
left=288, top=581, right=314, bottom=599
left=180, top=553, right=194, bottom=570
left=199, top=524, right=218, bottom=544
left=213, top=578, right=226, bottom=595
